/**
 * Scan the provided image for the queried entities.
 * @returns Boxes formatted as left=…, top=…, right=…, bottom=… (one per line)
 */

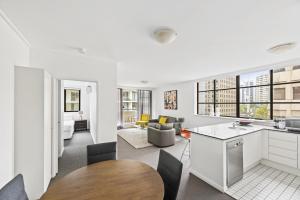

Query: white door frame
left=51, top=78, right=58, bottom=177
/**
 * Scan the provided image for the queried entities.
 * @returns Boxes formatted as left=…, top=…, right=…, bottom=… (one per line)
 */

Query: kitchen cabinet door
left=261, top=130, right=269, bottom=159
left=243, top=131, right=262, bottom=172
left=268, top=130, right=298, bottom=168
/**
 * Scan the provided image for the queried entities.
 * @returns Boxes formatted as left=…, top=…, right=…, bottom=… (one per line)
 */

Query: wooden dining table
left=41, top=160, right=164, bottom=200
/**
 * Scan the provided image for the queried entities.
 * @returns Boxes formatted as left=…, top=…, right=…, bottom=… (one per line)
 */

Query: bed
left=63, top=118, right=75, bottom=139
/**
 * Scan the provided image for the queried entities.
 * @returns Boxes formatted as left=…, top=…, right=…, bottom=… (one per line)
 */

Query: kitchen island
left=189, top=123, right=300, bottom=192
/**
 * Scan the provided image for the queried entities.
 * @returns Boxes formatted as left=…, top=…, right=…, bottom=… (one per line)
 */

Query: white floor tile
left=226, top=164, right=300, bottom=200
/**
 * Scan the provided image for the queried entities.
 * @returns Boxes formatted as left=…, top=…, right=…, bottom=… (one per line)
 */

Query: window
left=239, top=70, right=271, bottom=120
left=64, top=89, right=80, bottom=112
left=293, top=87, right=300, bottom=100
left=197, top=76, right=236, bottom=117
left=197, top=65, right=300, bottom=119
left=273, top=66, right=300, bottom=118
left=293, top=65, right=300, bottom=70
left=197, top=81, right=214, bottom=116
left=119, top=89, right=152, bottom=126
left=274, top=88, right=285, bottom=100
left=215, top=76, right=236, bottom=117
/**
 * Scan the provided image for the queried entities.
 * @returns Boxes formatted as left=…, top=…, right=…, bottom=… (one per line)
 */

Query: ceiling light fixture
left=78, top=48, right=87, bottom=54
left=267, top=42, right=297, bottom=54
left=141, top=80, right=149, bottom=84
left=153, top=27, right=178, bottom=44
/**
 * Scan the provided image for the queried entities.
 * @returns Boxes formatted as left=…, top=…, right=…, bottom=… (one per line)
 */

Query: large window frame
left=64, top=89, right=81, bottom=112
left=197, top=68, right=300, bottom=120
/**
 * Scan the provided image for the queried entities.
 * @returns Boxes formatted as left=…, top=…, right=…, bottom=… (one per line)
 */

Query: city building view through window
left=122, top=89, right=138, bottom=125
left=197, top=65, right=300, bottom=119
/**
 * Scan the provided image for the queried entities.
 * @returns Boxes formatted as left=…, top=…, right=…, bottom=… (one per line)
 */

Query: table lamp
left=78, top=111, right=84, bottom=120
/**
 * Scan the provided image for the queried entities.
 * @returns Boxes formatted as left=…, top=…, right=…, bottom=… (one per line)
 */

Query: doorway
left=117, top=88, right=152, bottom=129
left=56, top=80, right=97, bottom=178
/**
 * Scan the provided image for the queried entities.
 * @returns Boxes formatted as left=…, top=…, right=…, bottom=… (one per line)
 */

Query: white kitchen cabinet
left=267, top=130, right=298, bottom=168
left=261, top=130, right=269, bottom=159
left=243, top=131, right=262, bottom=172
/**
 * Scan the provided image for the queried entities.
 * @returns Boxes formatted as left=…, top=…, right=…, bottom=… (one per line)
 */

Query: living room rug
left=117, top=128, right=153, bottom=149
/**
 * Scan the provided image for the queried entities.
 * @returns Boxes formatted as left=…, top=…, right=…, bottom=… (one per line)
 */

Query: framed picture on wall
left=164, top=90, right=178, bottom=110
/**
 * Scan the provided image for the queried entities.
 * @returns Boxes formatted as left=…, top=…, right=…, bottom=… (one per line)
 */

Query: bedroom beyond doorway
left=57, top=80, right=97, bottom=164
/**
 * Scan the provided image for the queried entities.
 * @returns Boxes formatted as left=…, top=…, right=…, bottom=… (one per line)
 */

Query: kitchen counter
left=189, top=122, right=300, bottom=192
left=189, top=123, right=294, bottom=140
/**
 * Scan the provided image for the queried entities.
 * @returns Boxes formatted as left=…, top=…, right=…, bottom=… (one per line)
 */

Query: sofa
left=148, top=115, right=183, bottom=135
left=147, top=126, right=176, bottom=147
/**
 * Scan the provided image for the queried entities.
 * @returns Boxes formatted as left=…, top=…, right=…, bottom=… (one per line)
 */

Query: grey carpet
left=54, top=131, right=235, bottom=200
left=56, top=131, right=94, bottom=179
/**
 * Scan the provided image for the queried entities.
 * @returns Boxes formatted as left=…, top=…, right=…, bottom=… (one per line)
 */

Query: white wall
left=0, top=11, right=30, bottom=187
left=63, top=80, right=90, bottom=124
left=30, top=48, right=117, bottom=143
left=14, top=67, right=52, bottom=199
left=43, top=71, right=52, bottom=192
left=153, top=81, right=233, bottom=129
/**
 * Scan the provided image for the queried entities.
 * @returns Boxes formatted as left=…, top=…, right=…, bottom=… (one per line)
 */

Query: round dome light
left=267, top=42, right=297, bottom=54
left=153, top=27, right=178, bottom=44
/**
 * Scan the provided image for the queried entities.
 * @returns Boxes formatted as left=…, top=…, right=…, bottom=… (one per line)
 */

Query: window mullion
left=236, top=75, right=240, bottom=118
left=270, top=70, right=273, bottom=120
left=213, top=80, right=216, bottom=115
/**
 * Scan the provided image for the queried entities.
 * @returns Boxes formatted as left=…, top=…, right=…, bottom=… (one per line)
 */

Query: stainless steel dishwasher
left=227, top=138, right=243, bottom=187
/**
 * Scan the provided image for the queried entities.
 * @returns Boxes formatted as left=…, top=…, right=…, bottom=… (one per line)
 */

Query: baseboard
left=244, top=160, right=261, bottom=173
left=260, top=159, right=300, bottom=176
left=190, top=168, right=225, bottom=192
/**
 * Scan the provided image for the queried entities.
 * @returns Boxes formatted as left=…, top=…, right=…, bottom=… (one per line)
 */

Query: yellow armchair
left=136, top=114, right=150, bottom=128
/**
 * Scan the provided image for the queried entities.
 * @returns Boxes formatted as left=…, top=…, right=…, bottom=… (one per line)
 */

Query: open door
left=57, top=80, right=64, bottom=157
left=51, top=78, right=58, bottom=177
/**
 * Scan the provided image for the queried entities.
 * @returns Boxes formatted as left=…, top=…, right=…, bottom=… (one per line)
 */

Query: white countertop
left=189, top=123, right=290, bottom=140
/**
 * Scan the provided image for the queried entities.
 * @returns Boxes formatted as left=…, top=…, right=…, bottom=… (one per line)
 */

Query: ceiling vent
left=267, top=42, right=297, bottom=54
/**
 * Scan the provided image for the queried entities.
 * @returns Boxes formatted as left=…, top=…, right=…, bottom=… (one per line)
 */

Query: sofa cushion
left=148, top=123, right=157, bottom=128
left=159, top=117, right=168, bottom=125
left=166, top=117, right=177, bottom=123
left=160, top=125, right=173, bottom=130
left=155, top=124, right=161, bottom=129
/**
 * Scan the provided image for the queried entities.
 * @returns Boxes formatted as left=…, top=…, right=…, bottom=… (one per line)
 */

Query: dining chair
left=0, top=174, right=29, bottom=200
left=157, top=150, right=183, bottom=200
left=87, top=142, right=117, bottom=165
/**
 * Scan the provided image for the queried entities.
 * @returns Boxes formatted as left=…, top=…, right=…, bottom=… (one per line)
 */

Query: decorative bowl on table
left=239, top=120, right=252, bottom=126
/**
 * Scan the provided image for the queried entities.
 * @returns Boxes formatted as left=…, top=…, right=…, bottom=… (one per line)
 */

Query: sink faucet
left=232, top=120, right=240, bottom=128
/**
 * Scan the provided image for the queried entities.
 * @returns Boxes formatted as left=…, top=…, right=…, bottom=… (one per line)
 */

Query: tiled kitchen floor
left=226, top=164, right=300, bottom=200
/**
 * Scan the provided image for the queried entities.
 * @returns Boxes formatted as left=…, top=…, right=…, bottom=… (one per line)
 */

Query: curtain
left=137, top=90, right=152, bottom=119
left=117, top=88, right=122, bottom=127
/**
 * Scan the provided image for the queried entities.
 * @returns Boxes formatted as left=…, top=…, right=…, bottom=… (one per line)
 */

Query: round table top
left=41, top=160, right=164, bottom=200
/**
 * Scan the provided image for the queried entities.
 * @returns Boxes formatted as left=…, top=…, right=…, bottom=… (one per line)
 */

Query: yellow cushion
left=159, top=117, right=168, bottom=125
left=141, top=114, right=150, bottom=121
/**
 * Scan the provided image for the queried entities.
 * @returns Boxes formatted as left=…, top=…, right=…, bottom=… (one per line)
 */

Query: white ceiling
left=1, top=0, right=300, bottom=87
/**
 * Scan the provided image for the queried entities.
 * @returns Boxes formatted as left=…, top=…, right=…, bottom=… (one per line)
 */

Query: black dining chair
left=157, top=150, right=183, bottom=200
left=0, top=174, right=29, bottom=200
left=87, top=142, right=117, bottom=165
